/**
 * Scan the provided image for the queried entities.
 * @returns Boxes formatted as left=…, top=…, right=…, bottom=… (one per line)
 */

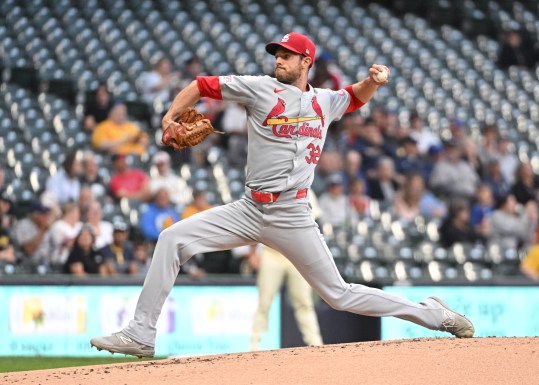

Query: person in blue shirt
left=470, top=184, right=495, bottom=233
left=139, top=188, right=180, bottom=242
left=394, top=135, right=431, bottom=182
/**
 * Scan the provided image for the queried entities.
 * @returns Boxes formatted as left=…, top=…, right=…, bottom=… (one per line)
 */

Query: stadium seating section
left=0, top=0, right=538, bottom=281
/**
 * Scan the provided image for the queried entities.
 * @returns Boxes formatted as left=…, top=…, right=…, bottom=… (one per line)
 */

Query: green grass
left=0, top=356, right=164, bottom=373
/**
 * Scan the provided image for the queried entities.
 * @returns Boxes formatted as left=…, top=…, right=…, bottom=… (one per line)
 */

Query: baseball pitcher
left=91, top=32, right=474, bottom=358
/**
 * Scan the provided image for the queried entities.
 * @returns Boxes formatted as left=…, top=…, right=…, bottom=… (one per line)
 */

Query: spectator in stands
left=449, top=119, right=479, bottom=170
left=140, top=188, right=180, bottom=242
left=482, top=159, right=510, bottom=200
left=91, top=101, right=149, bottom=156
left=103, top=219, right=137, bottom=275
left=180, top=56, right=204, bottom=86
left=393, top=173, right=428, bottom=222
left=149, top=151, right=191, bottom=207
left=520, top=244, right=539, bottom=280
left=497, top=29, right=537, bottom=70
left=45, top=150, right=82, bottom=205
left=408, top=111, right=440, bottom=155
left=182, top=190, right=212, bottom=219
left=179, top=57, right=223, bottom=149
left=80, top=150, right=107, bottom=200
left=12, top=201, right=54, bottom=264
left=133, top=238, right=152, bottom=277
left=83, top=200, right=113, bottom=252
left=488, top=194, right=537, bottom=250
left=0, top=189, right=16, bottom=230
left=373, top=107, right=401, bottom=149
left=348, top=177, right=370, bottom=217
left=497, top=137, right=519, bottom=186
left=396, top=172, right=446, bottom=221
left=367, top=157, right=399, bottom=204
left=48, top=201, right=82, bottom=266
left=318, top=173, right=357, bottom=229
left=347, top=117, right=391, bottom=173
left=78, top=185, right=94, bottom=218
left=141, top=57, right=181, bottom=107
left=426, top=143, right=444, bottom=176
left=64, top=224, right=107, bottom=276
left=310, top=52, right=342, bottom=90
left=334, top=112, right=363, bottom=155
left=312, top=150, right=344, bottom=196
left=109, top=154, right=151, bottom=202
left=429, top=140, right=479, bottom=201
left=0, top=165, right=5, bottom=191
left=341, top=150, right=366, bottom=193
left=84, top=82, right=113, bottom=131
left=478, top=124, right=499, bottom=174
left=510, top=162, right=538, bottom=205
left=0, top=190, right=15, bottom=263
left=40, top=190, right=61, bottom=221
left=470, top=184, right=494, bottom=233
left=220, top=102, right=248, bottom=167
left=394, top=135, right=431, bottom=181
left=439, top=200, right=485, bottom=248
left=0, top=226, right=15, bottom=263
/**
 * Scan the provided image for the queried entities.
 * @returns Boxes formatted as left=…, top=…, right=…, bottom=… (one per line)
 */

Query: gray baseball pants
left=123, top=190, right=445, bottom=347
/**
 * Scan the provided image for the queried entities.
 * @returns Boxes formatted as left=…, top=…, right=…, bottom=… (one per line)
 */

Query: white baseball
left=373, top=68, right=389, bottom=83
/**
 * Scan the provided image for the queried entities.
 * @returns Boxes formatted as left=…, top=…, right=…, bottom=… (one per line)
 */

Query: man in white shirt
left=12, top=201, right=54, bottom=265
left=318, top=173, right=357, bottom=229
left=48, top=202, right=82, bottom=265
left=149, top=151, right=192, bottom=207
left=45, top=151, right=82, bottom=205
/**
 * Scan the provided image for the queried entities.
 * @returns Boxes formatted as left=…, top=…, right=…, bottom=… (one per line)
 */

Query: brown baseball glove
left=162, top=107, right=222, bottom=149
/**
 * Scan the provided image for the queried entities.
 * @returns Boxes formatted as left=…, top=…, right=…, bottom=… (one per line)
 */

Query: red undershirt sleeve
left=344, top=85, right=365, bottom=113
left=196, top=76, right=223, bottom=100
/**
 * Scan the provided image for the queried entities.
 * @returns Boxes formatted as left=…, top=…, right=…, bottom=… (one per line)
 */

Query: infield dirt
left=3, top=337, right=537, bottom=384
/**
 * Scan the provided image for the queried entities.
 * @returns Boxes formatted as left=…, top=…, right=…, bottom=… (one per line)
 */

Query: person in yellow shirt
left=181, top=190, right=213, bottom=219
left=91, top=101, right=149, bottom=156
left=521, top=244, right=539, bottom=280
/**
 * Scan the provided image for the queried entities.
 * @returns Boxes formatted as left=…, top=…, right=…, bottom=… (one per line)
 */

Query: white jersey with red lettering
left=198, top=75, right=359, bottom=192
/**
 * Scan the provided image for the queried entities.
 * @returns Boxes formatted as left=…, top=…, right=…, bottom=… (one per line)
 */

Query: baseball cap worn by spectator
left=152, top=151, right=170, bottom=165
left=112, top=154, right=127, bottom=163
left=265, top=32, right=316, bottom=65
left=0, top=189, right=12, bottom=205
left=401, top=135, right=418, bottom=145
left=428, top=144, right=443, bottom=156
left=327, top=173, right=344, bottom=186
left=30, top=201, right=51, bottom=214
left=443, top=139, right=459, bottom=149
left=113, top=219, right=129, bottom=232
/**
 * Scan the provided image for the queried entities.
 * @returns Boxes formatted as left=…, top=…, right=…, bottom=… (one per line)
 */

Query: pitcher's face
left=274, top=49, right=307, bottom=84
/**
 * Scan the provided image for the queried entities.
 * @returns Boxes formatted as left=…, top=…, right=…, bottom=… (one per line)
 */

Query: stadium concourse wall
left=0, top=276, right=537, bottom=357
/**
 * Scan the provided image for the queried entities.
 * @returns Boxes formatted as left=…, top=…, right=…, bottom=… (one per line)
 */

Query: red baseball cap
left=265, top=32, right=316, bottom=64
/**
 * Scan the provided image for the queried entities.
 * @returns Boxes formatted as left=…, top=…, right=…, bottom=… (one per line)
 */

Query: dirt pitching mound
left=3, top=337, right=538, bottom=385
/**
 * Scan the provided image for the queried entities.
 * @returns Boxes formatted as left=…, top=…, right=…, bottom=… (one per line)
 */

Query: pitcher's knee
left=156, top=226, right=178, bottom=246
left=155, top=226, right=187, bottom=263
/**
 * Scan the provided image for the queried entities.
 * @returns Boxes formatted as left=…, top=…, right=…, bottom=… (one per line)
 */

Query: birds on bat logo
left=262, top=98, right=287, bottom=126
left=263, top=97, right=324, bottom=139
left=311, top=96, right=324, bottom=127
